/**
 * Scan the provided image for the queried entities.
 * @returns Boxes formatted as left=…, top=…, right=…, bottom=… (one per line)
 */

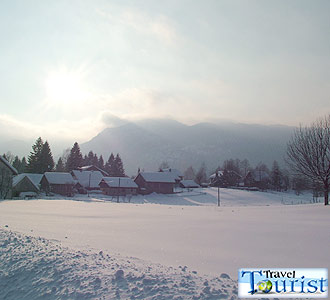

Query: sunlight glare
left=45, top=67, right=88, bottom=105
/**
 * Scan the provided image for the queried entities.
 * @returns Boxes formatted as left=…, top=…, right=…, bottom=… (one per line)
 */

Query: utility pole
left=217, top=186, right=220, bottom=206
left=88, top=172, right=91, bottom=197
left=117, top=177, right=120, bottom=203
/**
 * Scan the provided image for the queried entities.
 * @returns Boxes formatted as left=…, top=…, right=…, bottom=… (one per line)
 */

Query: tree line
left=4, top=138, right=126, bottom=177
left=4, top=114, right=330, bottom=205
left=183, top=158, right=314, bottom=195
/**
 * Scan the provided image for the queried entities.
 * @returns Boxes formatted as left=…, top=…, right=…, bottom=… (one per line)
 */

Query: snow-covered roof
left=138, top=172, right=176, bottom=183
left=209, top=171, right=224, bottom=179
left=77, top=165, right=109, bottom=176
left=72, top=170, right=103, bottom=188
left=0, top=156, right=18, bottom=175
left=180, top=180, right=200, bottom=188
left=100, top=177, right=138, bottom=188
left=160, top=168, right=183, bottom=180
left=13, top=173, right=43, bottom=190
left=43, top=172, right=75, bottom=185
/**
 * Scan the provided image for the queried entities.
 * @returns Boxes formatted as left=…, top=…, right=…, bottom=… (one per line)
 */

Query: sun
left=45, top=67, right=88, bottom=105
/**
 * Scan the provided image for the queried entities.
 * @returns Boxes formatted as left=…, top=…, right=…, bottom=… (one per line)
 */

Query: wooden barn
left=0, top=155, right=18, bottom=199
left=12, top=173, right=43, bottom=197
left=134, top=172, right=176, bottom=194
left=99, top=177, right=138, bottom=196
left=40, top=172, right=75, bottom=196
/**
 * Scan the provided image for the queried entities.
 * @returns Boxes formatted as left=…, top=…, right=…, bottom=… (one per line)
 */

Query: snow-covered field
left=60, top=187, right=320, bottom=207
left=0, top=188, right=329, bottom=299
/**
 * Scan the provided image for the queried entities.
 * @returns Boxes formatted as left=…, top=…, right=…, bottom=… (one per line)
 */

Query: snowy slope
left=0, top=198, right=329, bottom=281
left=0, top=229, right=237, bottom=300
left=130, top=188, right=317, bottom=206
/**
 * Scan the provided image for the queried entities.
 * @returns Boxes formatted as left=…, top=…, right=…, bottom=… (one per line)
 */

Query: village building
left=76, top=165, right=109, bottom=177
left=134, top=172, right=176, bottom=194
left=179, top=180, right=200, bottom=189
left=40, top=172, right=75, bottom=196
left=71, top=170, right=103, bottom=193
left=159, top=168, right=183, bottom=185
left=99, top=177, right=138, bottom=196
left=12, top=173, right=43, bottom=197
left=0, top=156, right=18, bottom=199
left=209, top=171, right=224, bottom=186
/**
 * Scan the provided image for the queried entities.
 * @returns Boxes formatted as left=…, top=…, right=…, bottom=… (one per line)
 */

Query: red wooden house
left=134, top=172, right=176, bottom=194
left=40, top=172, right=75, bottom=196
left=99, top=177, right=138, bottom=196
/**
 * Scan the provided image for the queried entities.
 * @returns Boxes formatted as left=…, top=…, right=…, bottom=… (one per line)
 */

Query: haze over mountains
left=0, top=118, right=295, bottom=175
left=81, top=119, right=295, bottom=175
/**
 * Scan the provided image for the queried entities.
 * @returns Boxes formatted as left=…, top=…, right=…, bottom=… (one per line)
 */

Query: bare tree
left=195, top=162, right=207, bottom=185
left=286, top=115, right=330, bottom=205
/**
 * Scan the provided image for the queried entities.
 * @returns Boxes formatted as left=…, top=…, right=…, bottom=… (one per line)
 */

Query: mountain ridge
left=81, top=119, right=295, bottom=176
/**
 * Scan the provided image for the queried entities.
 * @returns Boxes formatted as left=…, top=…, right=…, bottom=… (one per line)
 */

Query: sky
left=1, top=0, right=330, bottom=147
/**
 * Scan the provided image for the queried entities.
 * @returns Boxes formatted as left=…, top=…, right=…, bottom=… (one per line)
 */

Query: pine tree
left=87, top=151, right=94, bottom=166
left=21, top=157, right=27, bottom=172
left=66, top=142, right=83, bottom=171
left=98, top=155, right=104, bottom=170
left=55, top=157, right=66, bottom=172
left=39, top=141, right=55, bottom=173
left=105, top=153, right=115, bottom=175
left=12, top=156, right=22, bottom=173
left=27, top=137, right=44, bottom=173
left=93, top=153, right=99, bottom=166
left=114, top=153, right=125, bottom=177
left=12, top=155, right=27, bottom=174
left=83, top=154, right=88, bottom=166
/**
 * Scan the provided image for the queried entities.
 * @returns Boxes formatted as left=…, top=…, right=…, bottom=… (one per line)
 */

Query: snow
left=209, top=171, right=224, bottom=179
left=180, top=180, right=200, bottom=188
left=0, top=229, right=237, bottom=300
left=101, top=176, right=138, bottom=188
left=78, top=165, right=109, bottom=176
left=72, top=170, right=103, bottom=189
left=126, top=187, right=318, bottom=207
left=0, top=188, right=329, bottom=299
left=160, top=168, right=183, bottom=180
left=138, top=172, right=176, bottom=183
left=43, top=172, right=75, bottom=185
left=12, top=173, right=43, bottom=190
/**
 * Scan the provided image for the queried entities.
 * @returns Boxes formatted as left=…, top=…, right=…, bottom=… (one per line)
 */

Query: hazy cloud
left=1, top=0, right=330, bottom=149
left=101, top=112, right=128, bottom=128
left=97, top=7, right=178, bottom=46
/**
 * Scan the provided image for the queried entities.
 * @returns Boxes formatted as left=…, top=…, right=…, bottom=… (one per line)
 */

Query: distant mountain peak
left=81, top=118, right=294, bottom=176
